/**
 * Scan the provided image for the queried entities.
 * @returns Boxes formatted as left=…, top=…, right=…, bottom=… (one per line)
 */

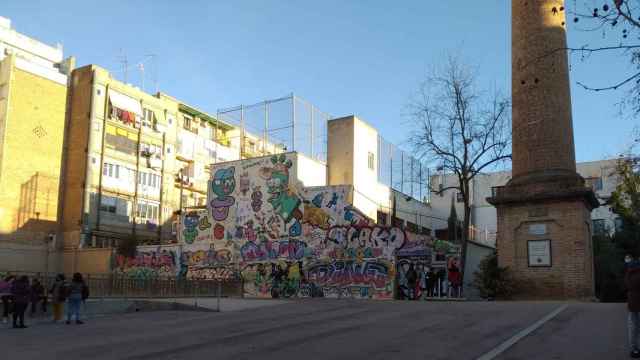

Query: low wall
left=0, top=241, right=60, bottom=273
left=62, top=248, right=113, bottom=274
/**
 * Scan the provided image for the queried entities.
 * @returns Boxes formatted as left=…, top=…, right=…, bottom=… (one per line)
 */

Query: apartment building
left=0, top=16, right=74, bottom=241
left=59, top=65, right=267, bottom=249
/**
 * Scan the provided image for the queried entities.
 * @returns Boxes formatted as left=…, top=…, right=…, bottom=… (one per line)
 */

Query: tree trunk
left=459, top=191, right=471, bottom=294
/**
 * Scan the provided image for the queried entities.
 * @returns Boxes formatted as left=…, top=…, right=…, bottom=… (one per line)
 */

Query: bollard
left=194, top=281, right=199, bottom=309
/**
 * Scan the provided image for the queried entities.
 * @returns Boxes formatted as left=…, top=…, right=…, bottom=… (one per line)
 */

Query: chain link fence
left=217, top=94, right=330, bottom=163
left=378, top=136, right=430, bottom=203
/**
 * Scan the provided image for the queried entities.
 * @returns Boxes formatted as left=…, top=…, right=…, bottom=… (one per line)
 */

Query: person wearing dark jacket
left=626, top=264, right=640, bottom=358
left=50, top=274, right=67, bottom=323
left=29, top=278, right=46, bottom=316
left=10, top=276, right=30, bottom=329
left=66, top=273, right=88, bottom=325
left=405, top=264, right=418, bottom=300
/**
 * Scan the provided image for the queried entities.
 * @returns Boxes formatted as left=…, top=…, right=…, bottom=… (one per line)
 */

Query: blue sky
left=3, top=0, right=635, bottom=162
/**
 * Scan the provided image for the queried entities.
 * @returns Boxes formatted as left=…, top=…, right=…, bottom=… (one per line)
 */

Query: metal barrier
left=0, top=271, right=243, bottom=299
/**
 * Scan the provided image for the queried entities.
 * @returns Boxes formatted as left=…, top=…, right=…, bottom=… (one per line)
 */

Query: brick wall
left=497, top=199, right=594, bottom=299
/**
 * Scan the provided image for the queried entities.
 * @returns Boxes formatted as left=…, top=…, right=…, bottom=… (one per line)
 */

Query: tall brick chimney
left=487, top=0, right=599, bottom=299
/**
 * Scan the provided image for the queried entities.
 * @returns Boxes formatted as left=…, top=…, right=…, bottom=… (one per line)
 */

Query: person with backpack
left=10, top=276, right=31, bottom=329
left=50, top=274, right=67, bottom=323
left=66, top=273, right=89, bottom=325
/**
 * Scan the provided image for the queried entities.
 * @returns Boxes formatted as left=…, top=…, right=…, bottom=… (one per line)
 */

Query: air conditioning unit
left=149, top=157, right=162, bottom=169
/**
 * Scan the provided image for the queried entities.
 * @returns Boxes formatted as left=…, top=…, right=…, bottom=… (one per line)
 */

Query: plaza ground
left=0, top=299, right=627, bottom=360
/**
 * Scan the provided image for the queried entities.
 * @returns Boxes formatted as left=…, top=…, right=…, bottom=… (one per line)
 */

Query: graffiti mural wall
left=205, top=153, right=427, bottom=299
left=117, top=153, right=436, bottom=301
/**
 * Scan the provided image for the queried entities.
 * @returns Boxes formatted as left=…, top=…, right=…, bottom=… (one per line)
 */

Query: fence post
left=193, top=280, right=198, bottom=308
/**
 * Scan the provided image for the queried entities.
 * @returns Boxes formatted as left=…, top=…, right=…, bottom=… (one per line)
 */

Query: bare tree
left=409, top=56, right=511, bottom=285
left=564, top=1, right=640, bottom=115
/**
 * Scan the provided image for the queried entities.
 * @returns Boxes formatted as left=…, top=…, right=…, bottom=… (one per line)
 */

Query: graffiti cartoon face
left=266, top=170, right=288, bottom=195
left=212, top=167, right=236, bottom=197
left=182, top=212, right=199, bottom=244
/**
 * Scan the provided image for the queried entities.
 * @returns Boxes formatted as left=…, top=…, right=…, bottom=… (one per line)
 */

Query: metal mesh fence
left=217, top=94, right=330, bottom=163
left=378, top=136, right=430, bottom=203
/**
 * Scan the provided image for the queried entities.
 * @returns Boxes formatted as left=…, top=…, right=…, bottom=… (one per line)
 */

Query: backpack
left=81, top=284, right=89, bottom=300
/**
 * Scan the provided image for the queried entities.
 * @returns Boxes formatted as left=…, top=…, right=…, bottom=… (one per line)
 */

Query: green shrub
left=473, top=253, right=518, bottom=299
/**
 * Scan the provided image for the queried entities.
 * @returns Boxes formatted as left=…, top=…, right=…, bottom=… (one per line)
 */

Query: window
left=615, top=218, right=624, bottom=233
left=392, top=217, right=404, bottom=228
left=585, top=177, right=603, bottom=191
left=102, top=163, right=121, bottom=179
left=136, top=201, right=159, bottom=221
left=456, top=192, right=464, bottom=203
left=140, top=142, right=162, bottom=156
left=99, top=196, right=129, bottom=217
left=377, top=211, right=388, bottom=226
left=368, top=152, right=375, bottom=171
left=183, top=115, right=192, bottom=130
left=142, top=108, right=156, bottom=128
left=99, top=196, right=117, bottom=213
left=593, top=219, right=606, bottom=236
left=406, top=222, right=418, bottom=233
left=138, top=171, right=160, bottom=188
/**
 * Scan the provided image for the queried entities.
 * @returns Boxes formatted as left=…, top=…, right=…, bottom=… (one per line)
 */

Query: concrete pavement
left=0, top=300, right=628, bottom=360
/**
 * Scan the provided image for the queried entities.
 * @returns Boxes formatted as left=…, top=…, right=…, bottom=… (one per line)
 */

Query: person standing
left=66, top=273, right=88, bottom=325
left=29, top=278, right=46, bottom=316
left=426, top=268, right=437, bottom=298
left=50, top=274, right=67, bottom=323
left=417, top=264, right=427, bottom=300
left=448, top=260, right=462, bottom=298
left=406, top=264, right=418, bottom=300
left=627, top=257, right=640, bottom=358
left=0, top=275, right=14, bottom=324
left=10, top=276, right=30, bottom=329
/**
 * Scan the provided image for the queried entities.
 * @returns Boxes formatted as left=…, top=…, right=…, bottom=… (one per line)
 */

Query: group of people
left=398, top=260, right=463, bottom=300
left=0, top=272, right=89, bottom=329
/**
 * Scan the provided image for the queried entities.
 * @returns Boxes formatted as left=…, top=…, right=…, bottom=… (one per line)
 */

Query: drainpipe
left=79, top=70, right=98, bottom=249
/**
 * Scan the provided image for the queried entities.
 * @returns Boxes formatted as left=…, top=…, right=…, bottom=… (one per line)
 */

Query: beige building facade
left=0, top=16, right=73, bottom=244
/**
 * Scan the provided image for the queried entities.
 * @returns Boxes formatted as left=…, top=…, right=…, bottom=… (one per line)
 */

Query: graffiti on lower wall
left=115, top=246, right=180, bottom=279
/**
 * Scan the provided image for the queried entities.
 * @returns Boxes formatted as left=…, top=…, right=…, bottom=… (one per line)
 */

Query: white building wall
left=430, top=159, right=621, bottom=241
left=0, top=16, right=68, bottom=83
left=295, top=153, right=327, bottom=188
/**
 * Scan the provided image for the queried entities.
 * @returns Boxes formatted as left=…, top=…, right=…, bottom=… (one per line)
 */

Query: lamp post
left=177, top=168, right=184, bottom=243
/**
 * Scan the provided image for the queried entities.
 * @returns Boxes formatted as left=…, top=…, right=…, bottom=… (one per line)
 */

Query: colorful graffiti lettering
left=115, top=248, right=179, bottom=279
left=306, top=260, right=394, bottom=299
left=184, top=266, right=235, bottom=281
left=240, top=240, right=309, bottom=262
left=326, top=225, right=406, bottom=259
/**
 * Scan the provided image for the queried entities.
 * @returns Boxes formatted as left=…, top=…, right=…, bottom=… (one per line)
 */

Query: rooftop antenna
left=138, top=61, right=145, bottom=92
left=118, top=48, right=128, bottom=83
left=145, top=54, right=158, bottom=94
